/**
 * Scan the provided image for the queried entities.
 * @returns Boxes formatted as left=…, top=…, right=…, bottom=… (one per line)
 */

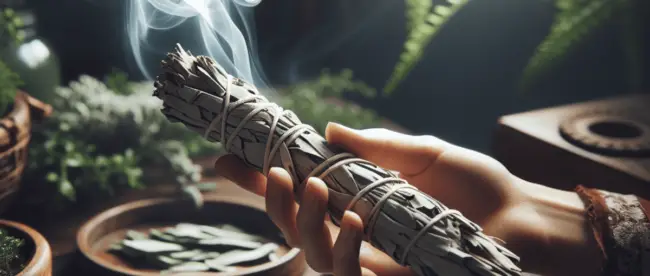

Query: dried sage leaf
left=126, top=230, right=148, bottom=240
left=147, top=255, right=183, bottom=268
left=204, top=259, right=237, bottom=272
left=170, top=249, right=204, bottom=260
left=206, top=243, right=279, bottom=266
left=198, top=238, right=263, bottom=249
left=189, top=252, right=222, bottom=261
left=163, top=262, right=210, bottom=273
left=194, top=224, right=262, bottom=242
left=166, top=226, right=215, bottom=240
left=122, top=239, right=184, bottom=254
left=150, top=229, right=178, bottom=243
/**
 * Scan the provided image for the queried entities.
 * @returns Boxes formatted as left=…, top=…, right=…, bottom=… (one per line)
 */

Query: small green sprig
left=104, top=68, right=134, bottom=96
left=0, top=59, right=21, bottom=116
left=0, top=8, right=25, bottom=47
left=0, top=228, right=25, bottom=276
left=30, top=131, right=143, bottom=201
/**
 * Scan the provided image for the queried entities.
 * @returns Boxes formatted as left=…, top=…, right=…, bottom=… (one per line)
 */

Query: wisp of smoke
left=127, top=0, right=269, bottom=91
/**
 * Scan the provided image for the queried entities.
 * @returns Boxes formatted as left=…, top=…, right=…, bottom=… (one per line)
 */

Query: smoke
left=126, top=0, right=269, bottom=90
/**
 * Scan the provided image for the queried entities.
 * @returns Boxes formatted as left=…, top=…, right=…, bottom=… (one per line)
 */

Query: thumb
left=325, top=122, right=451, bottom=177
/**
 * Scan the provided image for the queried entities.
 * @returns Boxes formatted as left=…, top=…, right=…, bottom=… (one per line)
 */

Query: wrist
left=518, top=180, right=602, bottom=276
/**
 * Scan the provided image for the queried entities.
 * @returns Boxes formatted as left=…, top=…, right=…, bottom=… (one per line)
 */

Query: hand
left=214, top=122, right=601, bottom=276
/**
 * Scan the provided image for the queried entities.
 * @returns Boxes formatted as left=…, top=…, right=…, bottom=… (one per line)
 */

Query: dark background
left=24, top=0, right=650, bottom=153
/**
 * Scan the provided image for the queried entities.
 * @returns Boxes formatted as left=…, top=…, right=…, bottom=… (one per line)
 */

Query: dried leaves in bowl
left=109, top=223, right=281, bottom=274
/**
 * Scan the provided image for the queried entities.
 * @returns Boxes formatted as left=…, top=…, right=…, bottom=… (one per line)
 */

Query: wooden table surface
left=4, top=157, right=320, bottom=276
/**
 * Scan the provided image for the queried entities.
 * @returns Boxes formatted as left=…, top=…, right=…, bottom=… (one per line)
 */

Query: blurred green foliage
left=279, top=69, right=383, bottom=133
left=24, top=74, right=220, bottom=209
left=0, top=8, right=24, bottom=48
left=0, top=7, right=25, bottom=115
left=0, top=60, right=20, bottom=115
left=0, top=228, right=25, bottom=276
left=105, top=67, right=134, bottom=96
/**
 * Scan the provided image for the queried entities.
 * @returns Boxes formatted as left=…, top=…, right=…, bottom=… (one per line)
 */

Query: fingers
left=333, top=211, right=365, bottom=276
left=265, top=168, right=301, bottom=247
left=360, top=267, right=378, bottom=276
left=214, top=154, right=266, bottom=196
left=358, top=242, right=414, bottom=276
left=297, top=177, right=334, bottom=272
left=325, top=122, right=450, bottom=178
left=214, top=157, right=301, bottom=246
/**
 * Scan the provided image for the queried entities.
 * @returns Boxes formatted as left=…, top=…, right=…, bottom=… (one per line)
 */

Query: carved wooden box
left=494, top=94, right=650, bottom=199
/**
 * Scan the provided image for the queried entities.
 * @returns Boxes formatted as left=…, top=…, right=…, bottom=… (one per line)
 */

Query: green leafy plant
left=384, top=0, right=469, bottom=94
left=278, top=69, right=383, bottom=133
left=105, top=67, right=134, bottom=96
left=0, top=228, right=25, bottom=276
left=23, top=75, right=221, bottom=210
left=0, top=7, right=25, bottom=116
left=0, top=59, right=20, bottom=116
left=0, top=8, right=25, bottom=48
left=521, top=0, right=647, bottom=91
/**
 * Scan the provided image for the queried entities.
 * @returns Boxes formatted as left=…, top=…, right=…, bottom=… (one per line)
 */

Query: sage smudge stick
left=153, top=44, right=522, bottom=276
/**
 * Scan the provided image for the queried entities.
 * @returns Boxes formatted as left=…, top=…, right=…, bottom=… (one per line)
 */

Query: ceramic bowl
left=0, top=219, right=52, bottom=276
left=77, top=197, right=305, bottom=275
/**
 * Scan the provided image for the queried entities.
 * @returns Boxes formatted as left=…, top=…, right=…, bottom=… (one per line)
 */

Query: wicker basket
left=0, top=91, right=52, bottom=214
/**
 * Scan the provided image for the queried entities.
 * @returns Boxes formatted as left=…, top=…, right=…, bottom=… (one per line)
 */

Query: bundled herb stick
left=153, top=44, right=522, bottom=276
left=109, top=223, right=279, bottom=273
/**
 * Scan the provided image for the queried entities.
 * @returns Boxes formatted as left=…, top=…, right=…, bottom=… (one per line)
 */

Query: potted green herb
left=15, top=73, right=218, bottom=215
left=0, top=219, right=52, bottom=276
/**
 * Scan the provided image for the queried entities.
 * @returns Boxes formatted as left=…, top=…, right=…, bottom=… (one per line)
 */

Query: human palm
left=214, top=122, right=581, bottom=276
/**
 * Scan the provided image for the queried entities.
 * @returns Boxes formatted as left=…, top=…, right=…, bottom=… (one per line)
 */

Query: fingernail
left=340, top=211, right=361, bottom=236
left=327, top=122, right=356, bottom=132
left=268, top=167, right=285, bottom=177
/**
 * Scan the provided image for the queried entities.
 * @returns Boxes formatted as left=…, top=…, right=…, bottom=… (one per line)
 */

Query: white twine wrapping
left=154, top=44, right=523, bottom=276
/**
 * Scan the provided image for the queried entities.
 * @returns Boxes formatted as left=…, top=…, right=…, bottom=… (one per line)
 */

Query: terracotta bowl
left=77, top=197, right=305, bottom=276
left=0, top=219, right=53, bottom=276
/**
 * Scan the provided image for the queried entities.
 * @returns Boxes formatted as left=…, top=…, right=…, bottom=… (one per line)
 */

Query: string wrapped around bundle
left=153, top=44, right=522, bottom=276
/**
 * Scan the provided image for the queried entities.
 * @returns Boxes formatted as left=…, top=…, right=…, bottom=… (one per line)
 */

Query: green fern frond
left=520, top=0, right=626, bottom=91
left=556, top=0, right=593, bottom=11
left=384, top=0, right=469, bottom=95
left=406, top=0, right=432, bottom=33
